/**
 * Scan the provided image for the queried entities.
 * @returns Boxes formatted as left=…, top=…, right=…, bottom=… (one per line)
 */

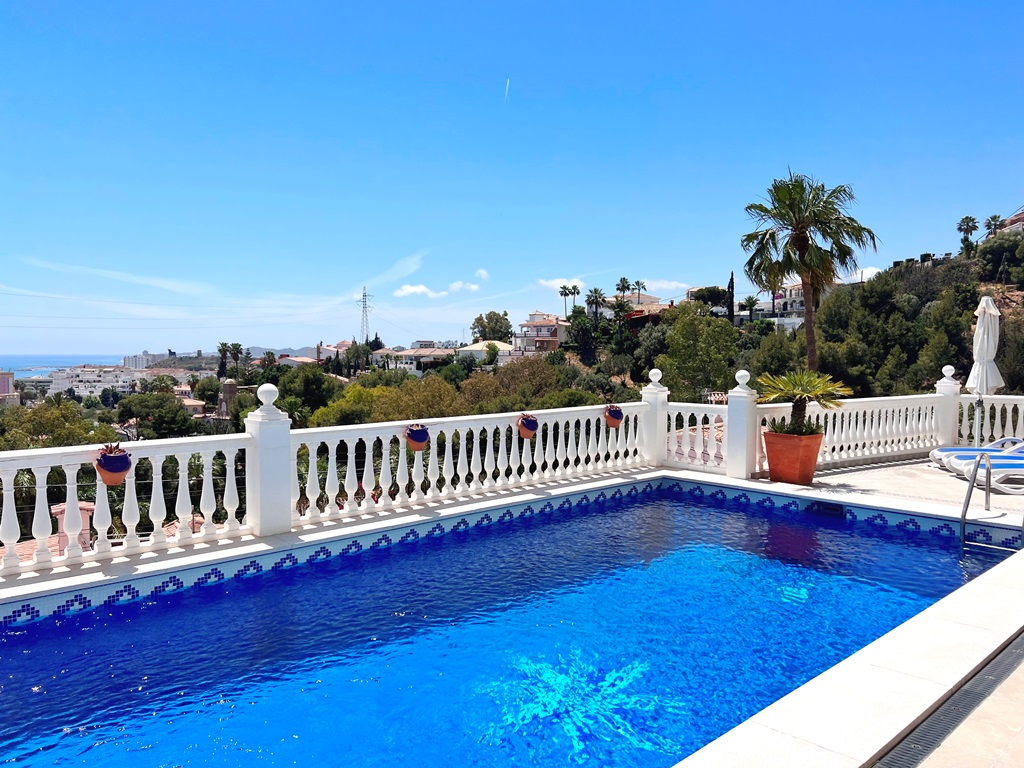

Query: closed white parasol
left=965, top=296, right=1004, bottom=445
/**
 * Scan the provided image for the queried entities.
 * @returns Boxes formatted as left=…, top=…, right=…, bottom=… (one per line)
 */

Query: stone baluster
left=427, top=433, right=441, bottom=498
left=542, top=419, right=556, bottom=478
left=0, top=470, right=19, bottom=572
left=531, top=423, right=545, bottom=480
left=304, top=442, right=321, bottom=520
left=597, top=418, right=609, bottom=469
left=121, top=462, right=141, bottom=551
left=466, top=428, right=481, bottom=492
left=377, top=434, right=395, bottom=510
left=61, top=464, right=84, bottom=560
left=325, top=441, right=340, bottom=517
left=29, top=466, right=52, bottom=566
left=199, top=451, right=217, bottom=537
left=93, top=476, right=112, bottom=554
left=482, top=426, right=496, bottom=488
left=410, top=437, right=426, bottom=501
left=395, top=436, right=411, bottom=505
left=452, top=430, right=467, bottom=495
left=623, top=415, right=636, bottom=465
left=508, top=430, right=522, bottom=487
left=441, top=432, right=455, bottom=497
left=149, top=457, right=167, bottom=546
left=174, top=453, right=193, bottom=543
left=223, top=450, right=240, bottom=533
left=289, top=446, right=301, bottom=524
left=344, top=438, right=360, bottom=509
left=495, top=426, right=509, bottom=487
left=361, top=439, right=379, bottom=512
left=552, top=420, right=566, bottom=476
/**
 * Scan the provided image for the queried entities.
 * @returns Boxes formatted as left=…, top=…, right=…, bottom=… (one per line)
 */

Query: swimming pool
left=0, top=485, right=1008, bottom=767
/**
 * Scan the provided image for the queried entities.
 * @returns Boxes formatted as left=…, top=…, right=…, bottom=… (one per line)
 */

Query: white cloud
left=537, top=277, right=586, bottom=291
left=364, top=250, right=427, bottom=289
left=393, top=284, right=449, bottom=299
left=449, top=281, right=480, bottom=292
left=24, top=257, right=211, bottom=296
left=643, top=279, right=690, bottom=293
left=475, top=268, right=490, bottom=281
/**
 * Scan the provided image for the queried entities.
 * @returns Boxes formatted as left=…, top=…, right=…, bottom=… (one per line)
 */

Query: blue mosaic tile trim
left=2, top=603, right=41, bottom=626
left=103, top=585, right=141, bottom=606
left=5, top=476, right=1019, bottom=628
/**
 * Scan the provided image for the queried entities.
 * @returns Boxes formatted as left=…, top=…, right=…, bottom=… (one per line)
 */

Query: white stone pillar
left=934, top=365, right=962, bottom=446
left=726, top=370, right=759, bottom=479
left=640, top=369, right=669, bottom=466
left=244, top=384, right=294, bottom=537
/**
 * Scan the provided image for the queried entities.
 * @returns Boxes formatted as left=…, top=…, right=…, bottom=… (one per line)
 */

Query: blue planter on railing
left=95, top=446, right=132, bottom=486
left=518, top=414, right=539, bottom=439
left=405, top=425, right=429, bottom=451
left=605, top=405, right=624, bottom=428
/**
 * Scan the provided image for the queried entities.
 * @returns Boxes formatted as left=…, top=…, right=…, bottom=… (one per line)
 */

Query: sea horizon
left=0, top=354, right=123, bottom=379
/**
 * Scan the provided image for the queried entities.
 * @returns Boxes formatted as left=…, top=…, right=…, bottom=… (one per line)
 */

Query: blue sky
left=1, top=1, right=1021, bottom=355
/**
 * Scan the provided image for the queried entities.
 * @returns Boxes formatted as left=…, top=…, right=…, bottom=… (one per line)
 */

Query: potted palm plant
left=757, top=371, right=852, bottom=485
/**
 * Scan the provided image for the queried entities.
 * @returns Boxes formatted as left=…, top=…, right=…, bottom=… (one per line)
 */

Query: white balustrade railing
left=957, top=394, right=1024, bottom=446
left=0, top=433, right=250, bottom=575
left=288, top=402, right=648, bottom=522
left=663, top=402, right=727, bottom=474
left=0, top=365, right=1014, bottom=581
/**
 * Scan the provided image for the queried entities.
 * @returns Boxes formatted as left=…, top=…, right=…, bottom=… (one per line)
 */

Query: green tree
left=278, top=364, right=342, bottom=412
left=616, top=277, right=632, bottom=298
left=217, top=342, right=230, bottom=379
left=194, top=376, right=222, bottom=407
left=984, top=214, right=1003, bottom=238
left=632, top=279, right=647, bottom=305
left=481, top=342, right=499, bottom=366
left=689, top=286, right=729, bottom=307
left=977, top=230, right=1024, bottom=281
left=259, top=351, right=277, bottom=368
left=309, top=384, right=375, bottom=426
left=654, top=302, right=739, bottom=401
left=957, top=215, right=979, bottom=239
left=559, top=285, right=571, bottom=318
left=742, top=172, right=877, bottom=370
left=470, top=310, right=513, bottom=343
left=569, top=284, right=581, bottom=308
left=741, top=295, right=759, bottom=321
left=0, top=400, right=118, bottom=450
left=586, top=287, right=606, bottom=322
left=148, top=374, right=178, bottom=393
left=228, top=343, right=243, bottom=377
left=117, top=393, right=197, bottom=439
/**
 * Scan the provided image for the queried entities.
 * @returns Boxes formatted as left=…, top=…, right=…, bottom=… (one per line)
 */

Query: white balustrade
left=957, top=394, right=1024, bottom=446
left=287, top=403, right=648, bottom=523
left=0, top=434, right=250, bottom=575
left=663, top=403, right=728, bottom=474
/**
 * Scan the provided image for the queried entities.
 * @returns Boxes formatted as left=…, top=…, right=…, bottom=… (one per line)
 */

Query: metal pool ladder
left=959, top=453, right=1021, bottom=551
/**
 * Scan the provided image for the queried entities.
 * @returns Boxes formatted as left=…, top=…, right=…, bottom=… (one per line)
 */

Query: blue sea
left=0, top=354, right=122, bottom=379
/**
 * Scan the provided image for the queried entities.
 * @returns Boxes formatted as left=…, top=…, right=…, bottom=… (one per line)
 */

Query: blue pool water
left=0, top=490, right=1008, bottom=767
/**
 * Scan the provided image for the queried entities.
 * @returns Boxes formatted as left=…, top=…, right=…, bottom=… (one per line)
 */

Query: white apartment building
left=122, top=350, right=169, bottom=370
left=50, top=366, right=135, bottom=397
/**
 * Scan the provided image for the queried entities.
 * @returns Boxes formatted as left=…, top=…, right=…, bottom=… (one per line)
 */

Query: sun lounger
left=947, top=455, right=1024, bottom=494
left=929, top=437, right=1024, bottom=467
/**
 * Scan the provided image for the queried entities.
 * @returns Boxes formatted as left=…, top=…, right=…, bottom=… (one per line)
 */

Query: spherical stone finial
left=942, top=365, right=955, bottom=379
left=649, top=368, right=663, bottom=385
left=736, top=370, right=751, bottom=387
left=257, top=383, right=279, bottom=406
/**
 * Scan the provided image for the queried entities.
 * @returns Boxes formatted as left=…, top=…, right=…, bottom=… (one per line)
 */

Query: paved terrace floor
left=762, top=458, right=1024, bottom=767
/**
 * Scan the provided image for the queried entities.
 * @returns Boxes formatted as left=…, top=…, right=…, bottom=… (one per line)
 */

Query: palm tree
left=186, top=373, right=201, bottom=393
left=984, top=214, right=1003, bottom=238
left=957, top=215, right=979, bottom=239
left=217, top=342, right=230, bottom=378
left=632, top=279, right=647, bottom=306
left=559, top=285, right=572, bottom=317
left=612, top=296, right=633, bottom=339
left=742, top=172, right=877, bottom=371
left=259, top=351, right=277, bottom=368
left=569, top=284, right=581, bottom=309
left=228, top=343, right=243, bottom=377
left=616, top=277, right=631, bottom=298
left=742, top=295, right=759, bottom=321
left=586, top=287, right=606, bottom=322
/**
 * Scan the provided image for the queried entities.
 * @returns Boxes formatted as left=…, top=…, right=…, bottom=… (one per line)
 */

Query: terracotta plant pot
left=95, top=451, right=132, bottom=486
left=405, top=425, right=429, bottom=451
left=762, top=432, right=824, bottom=485
left=518, top=414, right=539, bottom=439
left=604, top=405, right=624, bottom=428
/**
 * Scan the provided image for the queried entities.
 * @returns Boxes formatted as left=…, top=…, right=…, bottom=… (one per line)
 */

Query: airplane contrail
left=504, top=78, right=509, bottom=103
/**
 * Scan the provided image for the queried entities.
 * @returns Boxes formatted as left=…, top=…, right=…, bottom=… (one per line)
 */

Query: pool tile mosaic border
left=2, top=476, right=1020, bottom=628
